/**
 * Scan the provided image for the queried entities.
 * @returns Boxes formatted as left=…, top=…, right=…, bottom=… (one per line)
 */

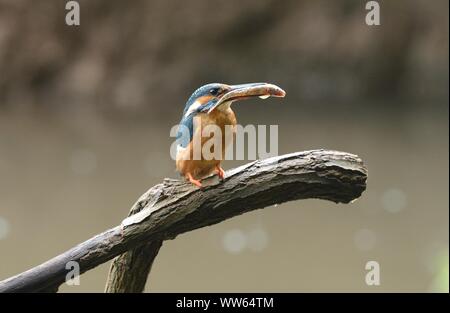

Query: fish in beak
left=207, top=83, right=286, bottom=114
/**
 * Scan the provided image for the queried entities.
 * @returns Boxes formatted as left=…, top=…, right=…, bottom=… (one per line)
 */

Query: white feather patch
left=184, top=100, right=202, bottom=118
left=176, top=144, right=187, bottom=155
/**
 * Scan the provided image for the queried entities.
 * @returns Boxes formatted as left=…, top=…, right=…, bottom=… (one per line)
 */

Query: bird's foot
left=216, top=166, right=226, bottom=180
left=187, top=173, right=202, bottom=187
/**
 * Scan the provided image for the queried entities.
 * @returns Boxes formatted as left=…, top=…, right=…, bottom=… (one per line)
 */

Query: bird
left=175, top=83, right=286, bottom=187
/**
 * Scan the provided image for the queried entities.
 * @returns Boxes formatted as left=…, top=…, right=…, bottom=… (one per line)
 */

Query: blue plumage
left=177, top=83, right=222, bottom=148
left=182, top=83, right=222, bottom=116
left=176, top=114, right=194, bottom=148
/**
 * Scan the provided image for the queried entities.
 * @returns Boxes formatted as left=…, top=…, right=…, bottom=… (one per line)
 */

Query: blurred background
left=0, top=0, right=448, bottom=292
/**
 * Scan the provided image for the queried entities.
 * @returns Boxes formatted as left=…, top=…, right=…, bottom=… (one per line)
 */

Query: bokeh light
left=354, top=228, right=377, bottom=251
left=222, top=229, right=247, bottom=254
left=0, top=216, right=11, bottom=240
left=381, top=188, right=407, bottom=213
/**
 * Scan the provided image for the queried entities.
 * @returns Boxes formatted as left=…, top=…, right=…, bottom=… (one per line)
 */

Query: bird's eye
left=209, top=88, right=220, bottom=96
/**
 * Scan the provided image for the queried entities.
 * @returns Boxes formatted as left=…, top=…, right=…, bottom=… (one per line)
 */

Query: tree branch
left=105, top=191, right=164, bottom=293
left=0, top=150, right=367, bottom=293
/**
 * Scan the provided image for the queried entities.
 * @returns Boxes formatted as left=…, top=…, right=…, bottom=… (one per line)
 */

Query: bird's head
left=182, top=82, right=286, bottom=118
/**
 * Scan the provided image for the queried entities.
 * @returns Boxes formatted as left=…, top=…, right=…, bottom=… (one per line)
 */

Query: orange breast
left=176, top=108, right=237, bottom=179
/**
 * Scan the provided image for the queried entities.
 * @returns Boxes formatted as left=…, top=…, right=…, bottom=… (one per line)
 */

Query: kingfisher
left=175, top=82, right=286, bottom=187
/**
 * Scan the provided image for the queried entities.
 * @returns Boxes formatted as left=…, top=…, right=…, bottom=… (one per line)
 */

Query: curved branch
left=0, top=150, right=367, bottom=293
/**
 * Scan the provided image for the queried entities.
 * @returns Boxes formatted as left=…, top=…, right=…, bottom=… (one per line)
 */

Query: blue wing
left=176, top=114, right=194, bottom=148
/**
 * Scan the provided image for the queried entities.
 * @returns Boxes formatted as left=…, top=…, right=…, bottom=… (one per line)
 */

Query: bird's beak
left=207, top=83, right=286, bottom=114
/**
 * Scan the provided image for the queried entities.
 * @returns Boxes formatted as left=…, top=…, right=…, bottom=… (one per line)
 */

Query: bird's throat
left=215, top=100, right=232, bottom=112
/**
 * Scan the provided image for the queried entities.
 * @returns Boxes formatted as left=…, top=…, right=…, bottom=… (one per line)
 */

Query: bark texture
left=0, top=150, right=367, bottom=293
